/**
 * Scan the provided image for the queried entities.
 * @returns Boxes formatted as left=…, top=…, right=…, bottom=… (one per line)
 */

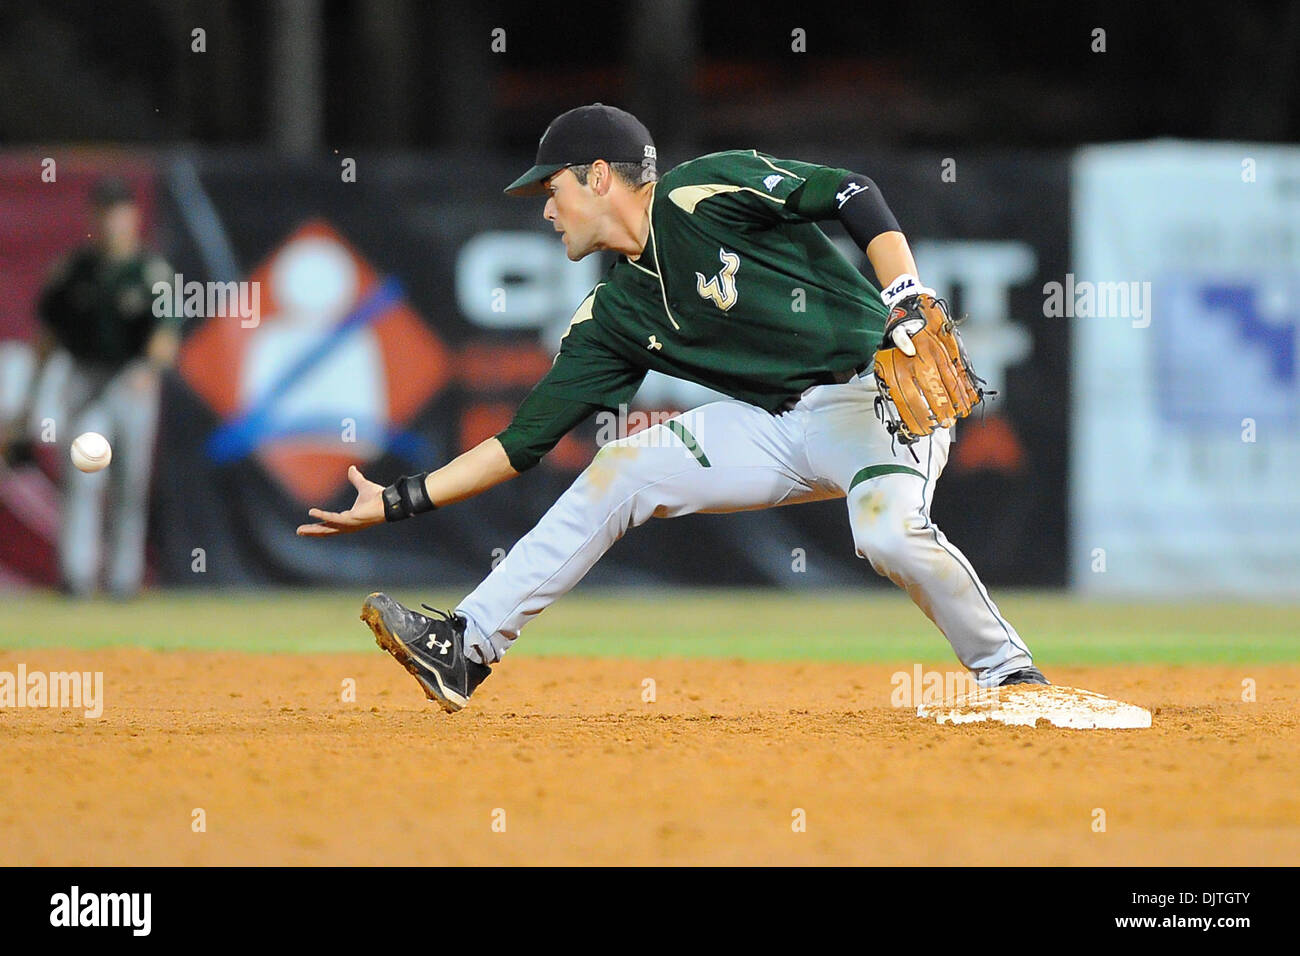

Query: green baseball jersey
left=498, top=149, right=892, bottom=471
left=38, top=247, right=177, bottom=369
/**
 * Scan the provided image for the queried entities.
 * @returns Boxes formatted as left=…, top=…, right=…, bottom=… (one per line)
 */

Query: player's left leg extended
left=802, top=376, right=1036, bottom=686
left=455, top=399, right=830, bottom=665
left=363, top=398, right=828, bottom=710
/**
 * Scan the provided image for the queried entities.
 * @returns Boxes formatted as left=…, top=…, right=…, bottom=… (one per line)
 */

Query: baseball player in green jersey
left=298, top=104, right=1045, bottom=712
left=13, top=178, right=180, bottom=597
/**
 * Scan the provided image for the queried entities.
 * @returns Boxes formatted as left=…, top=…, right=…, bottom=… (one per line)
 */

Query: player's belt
left=825, top=362, right=870, bottom=386
left=777, top=361, right=870, bottom=412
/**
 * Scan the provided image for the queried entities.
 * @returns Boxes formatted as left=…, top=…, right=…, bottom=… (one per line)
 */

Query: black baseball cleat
left=997, top=666, right=1050, bottom=687
left=360, top=592, right=491, bottom=713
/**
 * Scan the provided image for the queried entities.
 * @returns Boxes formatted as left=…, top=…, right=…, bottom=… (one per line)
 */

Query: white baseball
left=70, top=432, right=112, bottom=473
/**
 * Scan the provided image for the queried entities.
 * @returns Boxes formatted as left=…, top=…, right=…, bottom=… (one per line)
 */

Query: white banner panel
left=1071, top=142, right=1300, bottom=597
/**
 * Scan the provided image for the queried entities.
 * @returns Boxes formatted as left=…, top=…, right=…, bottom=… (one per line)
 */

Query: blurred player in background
left=21, top=178, right=179, bottom=597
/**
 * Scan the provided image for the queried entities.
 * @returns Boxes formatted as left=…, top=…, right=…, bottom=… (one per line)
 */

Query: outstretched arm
left=296, top=437, right=517, bottom=537
left=298, top=290, right=644, bottom=539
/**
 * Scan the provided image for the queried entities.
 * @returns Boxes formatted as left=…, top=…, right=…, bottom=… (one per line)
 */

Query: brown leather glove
left=872, top=294, right=989, bottom=445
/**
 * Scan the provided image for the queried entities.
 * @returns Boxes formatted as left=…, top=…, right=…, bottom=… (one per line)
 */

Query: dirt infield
left=2, top=649, right=1297, bottom=865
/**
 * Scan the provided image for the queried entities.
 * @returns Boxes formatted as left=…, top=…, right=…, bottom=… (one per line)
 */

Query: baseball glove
left=872, top=293, right=990, bottom=446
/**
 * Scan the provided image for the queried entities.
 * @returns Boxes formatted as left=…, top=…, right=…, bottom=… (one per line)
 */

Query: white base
left=916, top=684, right=1152, bottom=730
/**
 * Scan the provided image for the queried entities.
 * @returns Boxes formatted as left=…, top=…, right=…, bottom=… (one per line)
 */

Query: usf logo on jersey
left=696, top=247, right=740, bottom=312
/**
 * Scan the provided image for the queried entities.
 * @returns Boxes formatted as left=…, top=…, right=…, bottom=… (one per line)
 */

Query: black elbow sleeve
left=834, top=174, right=901, bottom=249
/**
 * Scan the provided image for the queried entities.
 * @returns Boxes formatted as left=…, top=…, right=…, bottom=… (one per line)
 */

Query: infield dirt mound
left=2, top=650, right=1296, bottom=865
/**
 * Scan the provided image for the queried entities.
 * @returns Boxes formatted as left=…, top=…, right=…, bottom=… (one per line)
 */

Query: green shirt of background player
left=298, top=109, right=923, bottom=535
left=36, top=178, right=181, bottom=375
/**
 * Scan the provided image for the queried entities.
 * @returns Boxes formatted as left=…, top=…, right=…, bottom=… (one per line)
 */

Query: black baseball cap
left=504, top=103, right=657, bottom=197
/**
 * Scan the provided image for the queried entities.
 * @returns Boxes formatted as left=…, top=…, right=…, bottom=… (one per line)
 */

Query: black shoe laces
left=420, top=605, right=464, bottom=632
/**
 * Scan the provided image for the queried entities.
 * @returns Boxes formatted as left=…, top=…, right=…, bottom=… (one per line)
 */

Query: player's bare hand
left=296, top=465, right=385, bottom=536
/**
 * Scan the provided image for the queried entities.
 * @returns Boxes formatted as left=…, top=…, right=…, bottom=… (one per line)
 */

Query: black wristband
left=382, top=473, right=436, bottom=522
left=834, top=173, right=901, bottom=249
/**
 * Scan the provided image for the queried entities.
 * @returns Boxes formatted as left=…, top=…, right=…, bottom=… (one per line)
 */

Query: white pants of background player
left=37, top=353, right=160, bottom=596
left=457, top=372, right=1034, bottom=685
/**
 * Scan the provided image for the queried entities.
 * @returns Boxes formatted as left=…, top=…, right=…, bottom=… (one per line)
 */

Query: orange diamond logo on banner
left=180, top=220, right=450, bottom=504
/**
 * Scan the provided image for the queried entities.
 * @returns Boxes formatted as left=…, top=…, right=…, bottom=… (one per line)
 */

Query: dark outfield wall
left=149, top=148, right=1068, bottom=590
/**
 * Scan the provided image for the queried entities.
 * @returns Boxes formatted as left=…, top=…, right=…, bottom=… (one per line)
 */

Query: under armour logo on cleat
left=426, top=637, right=452, bottom=655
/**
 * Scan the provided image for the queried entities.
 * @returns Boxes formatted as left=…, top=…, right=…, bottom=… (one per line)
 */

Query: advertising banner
left=1071, top=142, right=1300, bottom=597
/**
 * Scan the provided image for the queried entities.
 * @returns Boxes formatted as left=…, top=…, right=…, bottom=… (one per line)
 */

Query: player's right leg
left=363, top=399, right=825, bottom=705
left=801, top=376, right=1039, bottom=686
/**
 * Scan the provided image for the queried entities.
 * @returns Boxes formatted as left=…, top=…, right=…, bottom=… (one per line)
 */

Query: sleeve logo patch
left=763, top=173, right=783, bottom=192
left=835, top=181, right=867, bottom=208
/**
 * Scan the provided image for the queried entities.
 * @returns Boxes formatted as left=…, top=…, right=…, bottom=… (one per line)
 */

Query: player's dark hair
left=569, top=161, right=655, bottom=190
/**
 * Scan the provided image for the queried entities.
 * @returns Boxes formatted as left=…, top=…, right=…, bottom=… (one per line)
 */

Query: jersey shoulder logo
left=695, top=247, right=740, bottom=312
left=762, top=173, right=783, bottom=192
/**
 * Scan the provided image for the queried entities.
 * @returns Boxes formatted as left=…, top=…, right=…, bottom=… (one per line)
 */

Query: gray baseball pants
left=456, top=373, right=1034, bottom=685
left=42, top=355, right=160, bottom=596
